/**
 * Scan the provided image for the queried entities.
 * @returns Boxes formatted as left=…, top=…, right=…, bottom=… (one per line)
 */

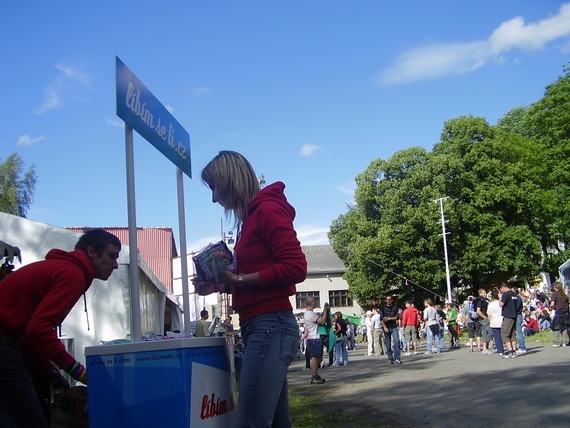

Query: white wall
left=293, top=272, right=363, bottom=316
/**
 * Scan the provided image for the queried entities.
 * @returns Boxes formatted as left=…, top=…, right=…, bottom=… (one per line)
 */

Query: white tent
left=0, top=211, right=182, bottom=366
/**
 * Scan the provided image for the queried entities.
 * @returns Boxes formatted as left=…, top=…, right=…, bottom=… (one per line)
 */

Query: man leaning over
left=0, top=229, right=121, bottom=428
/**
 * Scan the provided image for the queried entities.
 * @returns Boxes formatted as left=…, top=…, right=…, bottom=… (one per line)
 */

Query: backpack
left=468, top=299, right=480, bottom=321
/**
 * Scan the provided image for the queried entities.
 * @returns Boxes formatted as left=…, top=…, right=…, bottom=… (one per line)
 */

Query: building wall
left=291, top=272, right=363, bottom=317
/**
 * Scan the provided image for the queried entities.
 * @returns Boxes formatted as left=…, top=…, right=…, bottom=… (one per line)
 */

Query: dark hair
left=75, top=229, right=121, bottom=255
left=200, top=309, right=208, bottom=318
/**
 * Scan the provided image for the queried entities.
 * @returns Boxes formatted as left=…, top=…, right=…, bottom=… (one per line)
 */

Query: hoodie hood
left=248, top=181, right=296, bottom=221
left=45, top=248, right=95, bottom=293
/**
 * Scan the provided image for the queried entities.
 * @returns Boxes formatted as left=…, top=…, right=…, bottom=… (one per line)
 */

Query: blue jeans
left=333, top=336, right=348, bottom=366
left=0, top=339, right=50, bottom=428
left=516, top=314, right=526, bottom=350
left=426, top=325, right=443, bottom=353
left=236, top=310, right=299, bottom=428
left=383, top=327, right=401, bottom=361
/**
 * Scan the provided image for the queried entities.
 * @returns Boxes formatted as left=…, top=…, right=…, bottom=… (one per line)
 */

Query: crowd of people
left=296, top=280, right=570, bottom=384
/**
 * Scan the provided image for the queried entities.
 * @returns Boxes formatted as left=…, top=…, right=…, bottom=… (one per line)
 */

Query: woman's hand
left=191, top=276, right=219, bottom=296
left=215, top=269, right=238, bottom=285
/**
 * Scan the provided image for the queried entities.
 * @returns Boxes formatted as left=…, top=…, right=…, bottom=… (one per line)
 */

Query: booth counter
left=85, top=337, right=236, bottom=428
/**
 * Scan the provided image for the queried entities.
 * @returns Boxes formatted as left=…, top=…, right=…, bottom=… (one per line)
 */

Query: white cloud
left=106, top=118, right=124, bottom=128
left=301, top=144, right=322, bottom=157
left=337, top=181, right=356, bottom=196
left=377, top=3, right=570, bottom=85
left=187, top=87, right=211, bottom=96
left=187, top=235, right=220, bottom=254
left=36, top=63, right=92, bottom=113
left=295, top=225, right=330, bottom=245
left=17, top=133, right=45, bottom=146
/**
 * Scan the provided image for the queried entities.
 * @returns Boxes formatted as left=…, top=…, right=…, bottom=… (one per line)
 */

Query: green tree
left=432, top=116, right=545, bottom=290
left=496, top=106, right=530, bottom=137
left=329, top=147, right=447, bottom=305
left=0, top=153, right=37, bottom=217
left=524, top=63, right=570, bottom=264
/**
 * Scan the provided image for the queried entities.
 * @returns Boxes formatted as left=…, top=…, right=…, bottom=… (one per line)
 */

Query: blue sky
left=2, top=1, right=570, bottom=253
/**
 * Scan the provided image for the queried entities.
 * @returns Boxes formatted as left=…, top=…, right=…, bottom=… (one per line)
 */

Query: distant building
left=293, top=245, right=363, bottom=317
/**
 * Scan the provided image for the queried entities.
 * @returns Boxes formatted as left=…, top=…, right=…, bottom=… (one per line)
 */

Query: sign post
left=116, top=57, right=193, bottom=339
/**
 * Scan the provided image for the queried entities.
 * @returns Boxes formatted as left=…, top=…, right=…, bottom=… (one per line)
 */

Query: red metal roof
left=66, top=227, right=177, bottom=292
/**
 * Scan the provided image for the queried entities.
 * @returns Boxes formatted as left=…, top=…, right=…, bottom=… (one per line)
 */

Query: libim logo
left=200, top=393, right=235, bottom=419
left=191, top=360, right=236, bottom=426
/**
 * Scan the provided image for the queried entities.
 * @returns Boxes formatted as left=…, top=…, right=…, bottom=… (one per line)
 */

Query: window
left=328, top=290, right=352, bottom=307
left=296, top=291, right=320, bottom=309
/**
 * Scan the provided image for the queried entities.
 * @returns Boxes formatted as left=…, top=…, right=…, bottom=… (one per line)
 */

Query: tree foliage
left=329, top=65, right=570, bottom=304
left=0, top=153, right=37, bottom=217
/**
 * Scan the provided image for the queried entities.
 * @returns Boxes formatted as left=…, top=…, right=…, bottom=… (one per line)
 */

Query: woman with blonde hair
left=550, top=281, right=569, bottom=347
left=194, top=150, right=307, bottom=427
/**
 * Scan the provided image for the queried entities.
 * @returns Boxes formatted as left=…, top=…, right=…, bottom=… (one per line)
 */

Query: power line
left=341, top=245, right=446, bottom=301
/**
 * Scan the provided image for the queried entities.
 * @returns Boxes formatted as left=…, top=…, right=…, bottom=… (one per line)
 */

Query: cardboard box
left=50, top=386, right=88, bottom=428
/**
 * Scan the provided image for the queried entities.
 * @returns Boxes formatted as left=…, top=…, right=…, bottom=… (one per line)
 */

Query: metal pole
left=435, top=197, right=452, bottom=303
left=176, top=168, right=192, bottom=334
left=125, top=123, right=141, bottom=341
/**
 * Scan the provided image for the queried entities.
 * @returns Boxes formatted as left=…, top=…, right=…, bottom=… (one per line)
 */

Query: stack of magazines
left=192, top=241, right=234, bottom=294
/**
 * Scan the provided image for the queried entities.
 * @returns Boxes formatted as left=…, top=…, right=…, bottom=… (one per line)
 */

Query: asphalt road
left=287, top=341, right=570, bottom=428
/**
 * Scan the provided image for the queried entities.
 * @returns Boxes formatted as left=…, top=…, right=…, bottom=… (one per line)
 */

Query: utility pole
left=435, top=197, right=452, bottom=303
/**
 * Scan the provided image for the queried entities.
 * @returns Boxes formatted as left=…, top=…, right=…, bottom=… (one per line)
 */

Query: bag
left=428, top=324, right=440, bottom=335
left=468, top=299, right=479, bottom=321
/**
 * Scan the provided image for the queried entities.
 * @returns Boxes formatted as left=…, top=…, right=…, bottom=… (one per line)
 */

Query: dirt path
left=287, top=342, right=570, bottom=428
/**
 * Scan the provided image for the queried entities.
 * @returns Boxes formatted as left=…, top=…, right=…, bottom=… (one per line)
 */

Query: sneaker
left=302, top=367, right=310, bottom=370
left=395, top=359, right=402, bottom=364
left=482, top=350, right=494, bottom=355
left=332, top=364, right=340, bottom=367
left=424, top=351, right=432, bottom=355
left=389, top=360, right=394, bottom=364
left=563, top=343, right=568, bottom=347
left=552, top=344, right=562, bottom=348
left=515, top=349, right=527, bottom=355
left=508, top=352, right=517, bottom=358
left=343, top=362, right=348, bottom=366
left=404, top=352, right=411, bottom=356
left=311, top=375, right=326, bottom=385
left=414, top=351, right=418, bottom=355
left=502, top=351, right=512, bottom=359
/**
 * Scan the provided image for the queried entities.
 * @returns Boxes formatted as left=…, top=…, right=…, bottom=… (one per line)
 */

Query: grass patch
left=457, top=328, right=553, bottom=344
left=289, top=393, right=357, bottom=428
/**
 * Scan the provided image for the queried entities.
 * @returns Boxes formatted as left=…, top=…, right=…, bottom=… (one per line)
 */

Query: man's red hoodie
left=0, top=249, right=94, bottom=373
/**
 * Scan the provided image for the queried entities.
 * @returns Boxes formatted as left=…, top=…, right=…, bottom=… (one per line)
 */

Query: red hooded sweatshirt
left=0, top=249, right=94, bottom=373
left=233, top=182, right=307, bottom=322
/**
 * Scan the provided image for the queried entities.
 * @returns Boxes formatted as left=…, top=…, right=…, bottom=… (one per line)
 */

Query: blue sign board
left=116, top=56, right=192, bottom=178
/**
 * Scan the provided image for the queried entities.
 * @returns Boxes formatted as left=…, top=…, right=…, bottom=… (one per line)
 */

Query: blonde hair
left=201, top=151, right=260, bottom=227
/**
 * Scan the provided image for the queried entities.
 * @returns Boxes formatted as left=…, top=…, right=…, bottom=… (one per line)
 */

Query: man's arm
left=315, top=307, right=329, bottom=325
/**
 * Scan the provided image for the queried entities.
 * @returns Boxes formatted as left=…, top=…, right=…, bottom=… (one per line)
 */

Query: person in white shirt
left=365, top=311, right=374, bottom=356
left=304, top=297, right=330, bottom=384
left=372, top=307, right=385, bottom=356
